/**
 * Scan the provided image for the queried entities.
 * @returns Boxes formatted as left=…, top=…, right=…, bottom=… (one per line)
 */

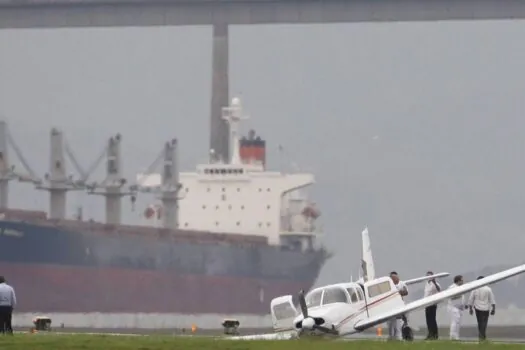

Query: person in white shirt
left=468, top=276, right=495, bottom=341
left=0, top=276, right=16, bottom=335
left=387, top=271, right=408, bottom=340
left=423, top=271, right=441, bottom=340
left=447, top=275, right=466, bottom=340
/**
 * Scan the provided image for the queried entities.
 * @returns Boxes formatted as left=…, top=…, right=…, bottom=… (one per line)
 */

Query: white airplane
left=229, top=228, right=525, bottom=340
left=229, top=227, right=450, bottom=340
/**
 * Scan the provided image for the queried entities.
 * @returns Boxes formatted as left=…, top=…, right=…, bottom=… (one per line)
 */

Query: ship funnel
left=239, top=129, right=266, bottom=167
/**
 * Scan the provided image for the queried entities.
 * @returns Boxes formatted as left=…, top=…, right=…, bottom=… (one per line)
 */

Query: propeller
left=297, top=290, right=338, bottom=335
left=298, top=290, right=308, bottom=319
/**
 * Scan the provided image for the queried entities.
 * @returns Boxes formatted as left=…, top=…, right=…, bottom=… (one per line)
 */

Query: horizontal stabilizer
left=353, top=263, right=525, bottom=332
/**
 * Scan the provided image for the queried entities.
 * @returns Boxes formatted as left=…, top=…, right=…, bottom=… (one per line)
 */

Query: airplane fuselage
left=290, top=278, right=406, bottom=337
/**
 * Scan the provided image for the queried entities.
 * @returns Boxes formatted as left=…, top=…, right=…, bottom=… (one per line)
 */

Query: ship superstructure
left=137, top=97, right=322, bottom=249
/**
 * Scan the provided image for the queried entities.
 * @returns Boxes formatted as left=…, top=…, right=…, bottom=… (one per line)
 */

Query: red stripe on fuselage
left=335, top=291, right=401, bottom=329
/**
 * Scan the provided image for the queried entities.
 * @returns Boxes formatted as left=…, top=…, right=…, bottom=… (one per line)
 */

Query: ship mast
left=0, top=121, right=42, bottom=209
left=131, top=139, right=182, bottom=230
left=222, top=97, right=248, bottom=165
left=87, top=134, right=133, bottom=225
left=159, top=139, right=181, bottom=229
left=35, top=128, right=88, bottom=219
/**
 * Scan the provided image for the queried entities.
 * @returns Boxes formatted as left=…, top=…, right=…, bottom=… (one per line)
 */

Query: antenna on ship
left=35, top=127, right=94, bottom=220
left=222, top=97, right=248, bottom=165
left=0, top=120, right=43, bottom=209
left=131, top=138, right=183, bottom=230
left=86, top=133, right=134, bottom=225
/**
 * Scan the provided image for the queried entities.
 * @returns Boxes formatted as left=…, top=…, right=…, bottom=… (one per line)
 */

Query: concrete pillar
left=209, top=23, right=230, bottom=163
left=0, top=121, right=9, bottom=209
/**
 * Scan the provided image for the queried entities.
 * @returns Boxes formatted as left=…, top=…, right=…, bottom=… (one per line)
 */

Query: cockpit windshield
left=305, top=289, right=323, bottom=308
left=322, top=287, right=349, bottom=305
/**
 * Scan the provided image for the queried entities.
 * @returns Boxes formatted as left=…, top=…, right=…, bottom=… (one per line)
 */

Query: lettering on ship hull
left=0, top=227, right=24, bottom=238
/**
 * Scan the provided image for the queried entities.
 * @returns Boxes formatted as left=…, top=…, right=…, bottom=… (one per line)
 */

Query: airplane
left=229, top=227, right=453, bottom=340
left=282, top=263, right=525, bottom=339
left=230, top=263, right=525, bottom=340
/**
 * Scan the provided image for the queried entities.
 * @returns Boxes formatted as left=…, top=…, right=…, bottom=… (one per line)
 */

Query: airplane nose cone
left=302, top=317, right=315, bottom=329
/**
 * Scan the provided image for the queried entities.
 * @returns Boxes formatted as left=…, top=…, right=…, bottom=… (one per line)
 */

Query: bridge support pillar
left=209, top=23, right=230, bottom=163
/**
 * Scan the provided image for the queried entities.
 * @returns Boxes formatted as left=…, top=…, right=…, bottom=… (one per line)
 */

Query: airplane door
left=270, top=295, right=298, bottom=331
left=362, top=277, right=400, bottom=319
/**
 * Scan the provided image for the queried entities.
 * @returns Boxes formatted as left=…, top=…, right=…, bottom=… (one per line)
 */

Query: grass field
left=1, top=334, right=525, bottom=350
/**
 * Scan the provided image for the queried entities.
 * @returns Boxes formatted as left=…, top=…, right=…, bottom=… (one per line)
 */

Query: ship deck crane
left=0, top=121, right=43, bottom=209
left=130, top=138, right=183, bottom=230
left=35, top=127, right=101, bottom=220
left=86, top=133, right=134, bottom=226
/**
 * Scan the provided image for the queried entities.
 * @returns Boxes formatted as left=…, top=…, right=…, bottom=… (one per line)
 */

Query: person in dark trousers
left=468, top=276, right=495, bottom=341
left=0, top=276, right=16, bottom=335
left=423, top=271, right=441, bottom=340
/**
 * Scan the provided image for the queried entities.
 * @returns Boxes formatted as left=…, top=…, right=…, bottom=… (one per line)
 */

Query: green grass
left=0, top=334, right=524, bottom=350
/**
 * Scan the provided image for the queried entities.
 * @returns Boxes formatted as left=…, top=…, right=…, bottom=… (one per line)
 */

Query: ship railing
left=278, top=229, right=319, bottom=237
left=46, top=218, right=270, bottom=247
left=0, top=209, right=48, bottom=222
left=279, top=220, right=321, bottom=234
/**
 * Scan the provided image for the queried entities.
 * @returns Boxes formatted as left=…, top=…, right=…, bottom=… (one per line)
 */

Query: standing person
left=468, top=276, right=496, bottom=341
left=0, top=276, right=16, bottom=335
left=387, top=271, right=408, bottom=340
left=447, top=275, right=465, bottom=340
left=424, top=271, right=441, bottom=340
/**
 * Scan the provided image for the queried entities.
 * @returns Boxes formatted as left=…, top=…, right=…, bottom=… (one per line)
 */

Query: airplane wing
left=404, top=272, right=449, bottom=285
left=353, top=263, right=525, bottom=332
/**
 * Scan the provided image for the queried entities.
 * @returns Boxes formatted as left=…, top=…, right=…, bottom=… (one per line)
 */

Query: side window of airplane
left=322, top=287, right=348, bottom=305
left=367, top=281, right=392, bottom=298
left=306, top=290, right=323, bottom=308
left=346, top=288, right=359, bottom=303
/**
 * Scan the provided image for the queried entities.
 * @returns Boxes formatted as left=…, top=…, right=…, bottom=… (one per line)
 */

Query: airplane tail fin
left=361, top=226, right=375, bottom=282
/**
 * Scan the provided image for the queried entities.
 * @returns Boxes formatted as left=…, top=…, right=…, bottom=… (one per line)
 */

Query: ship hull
left=1, top=262, right=313, bottom=314
left=0, top=220, right=327, bottom=315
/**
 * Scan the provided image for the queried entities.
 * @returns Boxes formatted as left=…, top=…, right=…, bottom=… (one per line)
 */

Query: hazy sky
left=1, top=20, right=525, bottom=287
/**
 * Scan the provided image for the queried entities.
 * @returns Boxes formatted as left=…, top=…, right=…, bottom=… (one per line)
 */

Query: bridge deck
left=1, top=0, right=524, bottom=29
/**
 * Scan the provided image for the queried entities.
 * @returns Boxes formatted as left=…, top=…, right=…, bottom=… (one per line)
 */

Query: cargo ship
left=0, top=97, right=329, bottom=323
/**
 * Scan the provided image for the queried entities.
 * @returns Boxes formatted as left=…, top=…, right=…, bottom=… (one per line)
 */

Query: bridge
left=1, top=0, right=524, bottom=161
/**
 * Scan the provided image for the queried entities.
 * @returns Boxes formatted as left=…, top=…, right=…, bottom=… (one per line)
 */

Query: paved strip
left=14, top=326, right=525, bottom=342
left=14, top=330, right=525, bottom=344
